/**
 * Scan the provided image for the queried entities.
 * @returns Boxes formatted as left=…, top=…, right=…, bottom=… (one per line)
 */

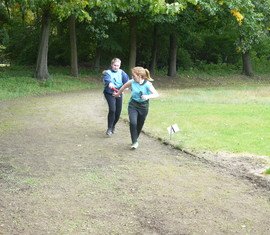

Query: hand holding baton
left=111, top=87, right=119, bottom=92
left=111, top=87, right=121, bottom=97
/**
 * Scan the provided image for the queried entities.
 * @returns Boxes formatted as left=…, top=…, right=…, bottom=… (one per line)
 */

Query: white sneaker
left=106, top=129, right=113, bottom=137
left=130, top=142, right=139, bottom=149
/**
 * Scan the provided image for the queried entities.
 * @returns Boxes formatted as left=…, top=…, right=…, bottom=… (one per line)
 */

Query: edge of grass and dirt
left=124, top=73, right=270, bottom=190
left=116, top=118, right=270, bottom=191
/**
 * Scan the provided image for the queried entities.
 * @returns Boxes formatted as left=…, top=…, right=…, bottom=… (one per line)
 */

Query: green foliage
left=198, top=0, right=270, bottom=54
left=178, top=49, right=194, bottom=69
left=39, top=77, right=54, bottom=88
left=48, top=21, right=70, bottom=66
left=5, top=21, right=40, bottom=65
left=98, top=20, right=130, bottom=64
left=55, top=0, right=91, bottom=22
left=1, top=0, right=270, bottom=75
left=241, top=35, right=270, bottom=74
left=251, top=54, right=270, bottom=74
left=0, top=45, right=7, bottom=64
left=253, top=35, right=270, bottom=59
left=189, top=63, right=240, bottom=76
left=264, top=168, right=270, bottom=175
left=0, top=27, right=9, bottom=45
left=202, top=34, right=239, bottom=64
left=0, top=3, right=9, bottom=24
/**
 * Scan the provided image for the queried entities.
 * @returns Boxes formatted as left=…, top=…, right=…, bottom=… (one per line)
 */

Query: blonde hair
left=131, top=66, right=154, bottom=81
left=111, top=58, right=121, bottom=65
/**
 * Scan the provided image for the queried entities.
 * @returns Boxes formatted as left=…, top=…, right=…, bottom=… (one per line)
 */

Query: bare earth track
left=0, top=91, right=269, bottom=234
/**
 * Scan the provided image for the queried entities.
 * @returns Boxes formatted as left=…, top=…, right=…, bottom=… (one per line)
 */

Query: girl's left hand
left=113, top=92, right=120, bottom=97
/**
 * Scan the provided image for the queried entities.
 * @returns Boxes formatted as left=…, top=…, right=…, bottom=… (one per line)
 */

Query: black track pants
left=104, top=92, right=123, bottom=129
left=128, top=100, right=149, bottom=144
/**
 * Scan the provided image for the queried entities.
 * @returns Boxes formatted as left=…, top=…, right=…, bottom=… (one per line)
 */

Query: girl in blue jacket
left=114, top=66, right=159, bottom=149
left=103, top=58, right=129, bottom=136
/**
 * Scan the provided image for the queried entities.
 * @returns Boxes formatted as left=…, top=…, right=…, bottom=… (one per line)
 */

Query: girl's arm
left=121, top=70, right=130, bottom=84
left=141, top=84, right=159, bottom=100
left=113, top=80, right=132, bottom=97
left=103, top=71, right=115, bottom=89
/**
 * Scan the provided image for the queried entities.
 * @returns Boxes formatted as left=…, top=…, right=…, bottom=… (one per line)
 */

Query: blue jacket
left=103, top=69, right=129, bottom=94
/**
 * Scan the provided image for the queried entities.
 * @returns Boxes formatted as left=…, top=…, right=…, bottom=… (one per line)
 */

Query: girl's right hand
left=108, top=83, right=114, bottom=89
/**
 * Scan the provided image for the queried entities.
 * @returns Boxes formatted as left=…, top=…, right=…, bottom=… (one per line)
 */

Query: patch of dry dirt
left=0, top=91, right=270, bottom=234
left=193, top=151, right=270, bottom=190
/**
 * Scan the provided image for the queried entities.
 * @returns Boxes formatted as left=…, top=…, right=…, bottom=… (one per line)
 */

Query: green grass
left=22, top=177, right=40, bottom=187
left=264, top=168, right=270, bottom=175
left=0, top=66, right=100, bottom=100
left=123, top=75, right=270, bottom=157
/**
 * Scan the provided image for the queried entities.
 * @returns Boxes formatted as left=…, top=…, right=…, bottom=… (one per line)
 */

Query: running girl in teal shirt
left=114, top=66, right=159, bottom=149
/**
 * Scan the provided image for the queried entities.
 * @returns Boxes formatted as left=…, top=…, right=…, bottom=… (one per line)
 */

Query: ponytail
left=145, top=69, right=154, bottom=81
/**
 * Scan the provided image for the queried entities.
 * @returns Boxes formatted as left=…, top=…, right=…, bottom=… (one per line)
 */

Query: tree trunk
left=150, top=24, right=158, bottom=75
left=167, top=32, right=178, bottom=77
left=4, top=0, right=11, bottom=19
left=35, top=9, right=50, bottom=80
left=94, top=46, right=101, bottom=71
left=129, top=16, right=137, bottom=71
left=20, top=4, right=26, bottom=23
left=69, top=15, right=78, bottom=77
left=242, top=51, right=253, bottom=77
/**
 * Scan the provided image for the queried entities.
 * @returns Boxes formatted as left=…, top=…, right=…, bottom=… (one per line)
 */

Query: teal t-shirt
left=105, top=69, right=125, bottom=89
left=130, top=79, right=152, bottom=103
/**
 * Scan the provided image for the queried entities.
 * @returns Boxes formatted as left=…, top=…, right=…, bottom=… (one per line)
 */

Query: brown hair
left=131, top=67, right=154, bottom=81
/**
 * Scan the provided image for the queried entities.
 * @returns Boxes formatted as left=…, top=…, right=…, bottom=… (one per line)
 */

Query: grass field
left=0, top=66, right=99, bottom=100
left=122, top=75, right=270, bottom=157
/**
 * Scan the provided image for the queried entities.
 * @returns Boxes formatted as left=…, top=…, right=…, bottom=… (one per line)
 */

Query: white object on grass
left=167, top=124, right=180, bottom=139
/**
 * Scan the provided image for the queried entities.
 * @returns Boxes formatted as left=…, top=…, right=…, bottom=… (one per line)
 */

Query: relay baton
left=111, top=87, right=119, bottom=92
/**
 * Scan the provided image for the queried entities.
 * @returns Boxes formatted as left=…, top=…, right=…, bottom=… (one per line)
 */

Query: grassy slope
left=0, top=66, right=100, bottom=100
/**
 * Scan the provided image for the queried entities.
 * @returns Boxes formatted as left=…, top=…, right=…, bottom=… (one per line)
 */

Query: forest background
left=0, top=0, right=270, bottom=78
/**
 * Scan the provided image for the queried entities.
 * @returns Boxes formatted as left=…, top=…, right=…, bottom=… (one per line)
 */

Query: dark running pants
left=104, top=92, right=123, bottom=130
left=128, top=100, right=149, bottom=144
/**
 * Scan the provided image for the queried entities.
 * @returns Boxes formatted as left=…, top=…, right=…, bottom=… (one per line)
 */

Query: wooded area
left=0, top=0, right=270, bottom=79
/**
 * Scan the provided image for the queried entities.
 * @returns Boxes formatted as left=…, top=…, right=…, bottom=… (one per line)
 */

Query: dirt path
left=0, top=91, right=269, bottom=235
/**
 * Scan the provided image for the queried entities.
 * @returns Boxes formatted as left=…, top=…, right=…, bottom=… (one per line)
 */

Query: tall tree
left=129, top=16, right=137, bottom=70
left=8, top=0, right=55, bottom=80
left=56, top=0, right=91, bottom=77
left=149, top=24, right=159, bottom=74
left=35, top=4, right=51, bottom=80
left=69, top=14, right=78, bottom=77
left=167, top=32, right=178, bottom=76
